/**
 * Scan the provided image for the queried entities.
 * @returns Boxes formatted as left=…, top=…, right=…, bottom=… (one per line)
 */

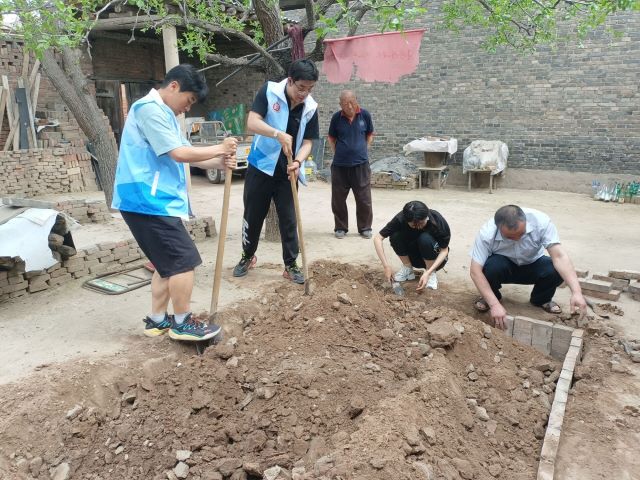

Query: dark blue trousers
left=483, top=254, right=563, bottom=306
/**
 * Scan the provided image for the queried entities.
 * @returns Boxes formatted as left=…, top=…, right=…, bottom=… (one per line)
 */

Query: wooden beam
left=31, top=73, right=41, bottom=115
left=3, top=117, right=18, bottom=151
left=28, top=59, right=41, bottom=91
left=0, top=87, right=7, bottom=135
left=2, top=76, right=13, bottom=126
left=2, top=75, right=19, bottom=150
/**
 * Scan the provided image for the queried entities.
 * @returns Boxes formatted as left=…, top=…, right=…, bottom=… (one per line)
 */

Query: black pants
left=483, top=254, right=563, bottom=306
left=389, top=231, right=447, bottom=270
left=331, top=163, right=372, bottom=233
left=241, top=165, right=298, bottom=266
left=121, top=210, right=201, bottom=278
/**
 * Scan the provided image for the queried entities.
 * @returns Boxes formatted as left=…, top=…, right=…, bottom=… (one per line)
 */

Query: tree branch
left=91, top=13, right=284, bottom=75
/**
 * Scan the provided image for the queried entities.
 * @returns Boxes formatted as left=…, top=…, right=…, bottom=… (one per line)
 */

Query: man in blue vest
left=232, top=59, right=320, bottom=284
left=112, top=64, right=237, bottom=342
left=328, top=90, right=374, bottom=239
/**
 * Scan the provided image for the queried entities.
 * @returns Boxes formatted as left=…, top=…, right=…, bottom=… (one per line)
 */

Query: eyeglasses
left=292, top=81, right=315, bottom=95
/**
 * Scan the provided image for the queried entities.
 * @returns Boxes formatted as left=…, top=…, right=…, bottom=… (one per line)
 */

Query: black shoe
left=233, top=253, right=257, bottom=277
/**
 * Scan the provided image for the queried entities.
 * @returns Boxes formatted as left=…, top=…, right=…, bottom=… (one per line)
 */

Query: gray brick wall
left=309, top=4, right=640, bottom=175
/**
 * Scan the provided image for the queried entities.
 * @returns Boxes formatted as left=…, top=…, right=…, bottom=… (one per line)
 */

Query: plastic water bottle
left=304, top=155, right=317, bottom=181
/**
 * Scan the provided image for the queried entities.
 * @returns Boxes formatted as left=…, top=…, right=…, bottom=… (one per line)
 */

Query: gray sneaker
left=283, top=262, right=305, bottom=284
left=335, top=230, right=346, bottom=239
left=233, top=253, right=256, bottom=277
left=360, top=229, right=372, bottom=239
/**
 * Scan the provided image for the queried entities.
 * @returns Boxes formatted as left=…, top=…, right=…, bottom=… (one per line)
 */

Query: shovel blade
left=391, top=281, right=405, bottom=296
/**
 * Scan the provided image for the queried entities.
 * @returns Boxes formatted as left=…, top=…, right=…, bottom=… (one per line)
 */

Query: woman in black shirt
left=373, top=200, right=451, bottom=290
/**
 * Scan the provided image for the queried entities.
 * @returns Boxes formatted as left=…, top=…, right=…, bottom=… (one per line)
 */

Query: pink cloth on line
left=323, top=29, right=426, bottom=84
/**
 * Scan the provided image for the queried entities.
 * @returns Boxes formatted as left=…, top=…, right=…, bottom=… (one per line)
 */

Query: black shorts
left=120, top=211, right=202, bottom=278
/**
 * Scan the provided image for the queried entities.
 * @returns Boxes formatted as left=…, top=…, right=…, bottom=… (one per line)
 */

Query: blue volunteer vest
left=247, top=79, right=317, bottom=185
left=111, top=90, right=189, bottom=219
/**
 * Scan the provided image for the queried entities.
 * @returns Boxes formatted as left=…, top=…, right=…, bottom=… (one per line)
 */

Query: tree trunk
left=40, top=47, right=118, bottom=206
left=264, top=203, right=280, bottom=242
left=253, top=0, right=289, bottom=242
left=254, top=0, right=287, bottom=80
left=254, top=0, right=284, bottom=45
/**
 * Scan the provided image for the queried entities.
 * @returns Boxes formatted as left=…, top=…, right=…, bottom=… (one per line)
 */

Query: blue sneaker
left=143, top=314, right=173, bottom=337
left=168, top=313, right=221, bottom=342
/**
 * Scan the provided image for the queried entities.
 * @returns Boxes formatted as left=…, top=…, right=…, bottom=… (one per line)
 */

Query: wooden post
left=31, top=73, right=41, bottom=119
left=0, top=88, right=7, bottom=135
left=162, top=25, right=192, bottom=194
left=2, top=75, right=19, bottom=150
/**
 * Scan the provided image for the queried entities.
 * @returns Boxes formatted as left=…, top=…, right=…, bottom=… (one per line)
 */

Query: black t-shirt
left=379, top=209, right=451, bottom=248
left=251, top=82, right=320, bottom=178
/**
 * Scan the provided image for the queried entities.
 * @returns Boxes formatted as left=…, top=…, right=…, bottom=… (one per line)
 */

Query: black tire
left=206, top=168, right=223, bottom=184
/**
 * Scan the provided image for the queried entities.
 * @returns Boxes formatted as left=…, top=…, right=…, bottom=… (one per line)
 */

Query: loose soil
left=2, top=181, right=640, bottom=479
left=0, top=262, right=559, bottom=480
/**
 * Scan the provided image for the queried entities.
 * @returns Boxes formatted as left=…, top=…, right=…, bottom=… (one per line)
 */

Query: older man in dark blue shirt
left=328, top=90, right=374, bottom=239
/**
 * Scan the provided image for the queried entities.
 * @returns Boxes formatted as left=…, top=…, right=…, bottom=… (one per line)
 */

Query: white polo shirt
left=470, top=208, right=561, bottom=266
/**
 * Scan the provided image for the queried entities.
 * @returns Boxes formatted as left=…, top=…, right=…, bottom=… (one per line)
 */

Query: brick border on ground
left=536, top=329, right=585, bottom=480
left=0, top=216, right=215, bottom=303
left=502, top=316, right=584, bottom=479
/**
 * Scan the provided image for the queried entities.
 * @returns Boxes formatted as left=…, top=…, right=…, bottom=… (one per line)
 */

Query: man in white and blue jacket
left=232, top=59, right=320, bottom=284
left=112, top=64, right=237, bottom=342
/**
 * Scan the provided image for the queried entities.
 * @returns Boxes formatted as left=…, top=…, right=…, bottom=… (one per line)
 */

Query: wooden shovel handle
left=210, top=168, right=232, bottom=316
left=287, top=155, right=310, bottom=294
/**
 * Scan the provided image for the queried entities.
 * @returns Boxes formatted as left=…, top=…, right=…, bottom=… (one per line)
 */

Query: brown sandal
left=540, top=301, right=562, bottom=314
left=474, top=297, right=490, bottom=313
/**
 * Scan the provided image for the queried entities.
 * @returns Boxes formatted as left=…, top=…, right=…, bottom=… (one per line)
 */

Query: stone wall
left=0, top=216, right=216, bottom=303
left=0, top=145, right=98, bottom=196
left=309, top=4, right=640, bottom=179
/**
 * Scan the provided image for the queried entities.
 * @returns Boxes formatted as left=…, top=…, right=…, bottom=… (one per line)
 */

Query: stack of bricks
left=577, top=270, right=640, bottom=302
left=608, top=270, right=640, bottom=302
left=579, top=275, right=623, bottom=301
left=0, top=145, right=98, bottom=197
left=0, top=216, right=216, bottom=303
left=184, top=216, right=216, bottom=241
left=2, top=197, right=111, bottom=224
left=54, top=200, right=111, bottom=224
left=371, top=171, right=418, bottom=190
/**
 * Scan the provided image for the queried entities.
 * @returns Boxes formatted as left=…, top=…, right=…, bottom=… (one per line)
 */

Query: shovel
left=287, top=154, right=312, bottom=295
left=193, top=166, right=232, bottom=356
left=391, top=279, right=405, bottom=297
left=585, top=298, right=609, bottom=319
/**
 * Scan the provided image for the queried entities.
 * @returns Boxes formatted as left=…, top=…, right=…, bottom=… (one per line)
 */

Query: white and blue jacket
left=247, top=78, right=317, bottom=185
left=111, top=89, right=190, bottom=219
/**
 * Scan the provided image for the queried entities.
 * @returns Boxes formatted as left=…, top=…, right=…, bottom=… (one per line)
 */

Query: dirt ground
left=1, top=177, right=639, bottom=479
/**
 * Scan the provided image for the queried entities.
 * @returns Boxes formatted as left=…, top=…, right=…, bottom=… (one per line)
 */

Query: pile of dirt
left=0, top=262, right=560, bottom=480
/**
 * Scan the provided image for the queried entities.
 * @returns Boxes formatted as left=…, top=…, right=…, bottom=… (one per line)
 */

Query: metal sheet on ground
left=82, top=266, right=153, bottom=295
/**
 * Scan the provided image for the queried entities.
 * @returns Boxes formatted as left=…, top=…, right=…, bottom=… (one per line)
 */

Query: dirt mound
left=0, top=262, right=559, bottom=480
